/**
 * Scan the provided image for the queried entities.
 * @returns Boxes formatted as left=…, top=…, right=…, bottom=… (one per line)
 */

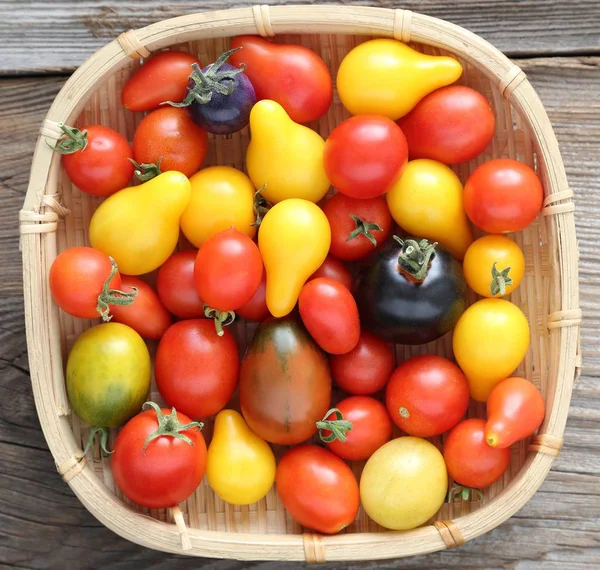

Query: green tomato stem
left=83, top=426, right=112, bottom=456
left=490, top=262, right=513, bottom=296
left=251, top=185, right=272, bottom=227
left=447, top=485, right=484, bottom=503
left=316, top=408, right=353, bottom=443
left=394, top=236, right=437, bottom=283
left=203, top=304, right=236, bottom=336
left=48, top=122, right=89, bottom=155
left=129, top=156, right=163, bottom=182
left=346, top=214, right=383, bottom=247
left=96, top=257, right=139, bottom=322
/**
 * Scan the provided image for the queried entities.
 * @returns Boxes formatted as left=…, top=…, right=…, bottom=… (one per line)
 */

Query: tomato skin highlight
left=157, top=250, right=205, bottom=319
left=307, top=255, right=354, bottom=291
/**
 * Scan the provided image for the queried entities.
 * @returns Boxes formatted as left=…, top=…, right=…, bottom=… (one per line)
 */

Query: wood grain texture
left=2, top=0, right=600, bottom=74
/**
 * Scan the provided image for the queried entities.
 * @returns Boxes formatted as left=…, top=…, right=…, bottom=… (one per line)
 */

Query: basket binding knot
left=118, top=29, right=151, bottom=59
left=393, top=9, right=413, bottom=43
left=253, top=5, right=275, bottom=37
left=303, top=533, right=327, bottom=564
left=528, top=433, right=564, bottom=457
left=433, top=520, right=465, bottom=549
left=542, top=188, right=576, bottom=216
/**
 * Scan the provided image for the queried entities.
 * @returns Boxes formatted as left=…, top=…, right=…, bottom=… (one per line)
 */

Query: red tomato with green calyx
left=308, top=255, right=354, bottom=291
left=236, top=267, right=269, bottom=322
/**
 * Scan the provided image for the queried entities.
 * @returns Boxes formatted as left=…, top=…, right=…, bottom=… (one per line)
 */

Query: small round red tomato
left=464, top=159, right=543, bottom=233
left=235, top=268, right=269, bottom=322
left=56, top=125, right=134, bottom=197
left=112, top=402, right=206, bottom=509
left=324, top=115, right=408, bottom=199
left=121, top=50, right=200, bottom=112
left=330, top=331, right=395, bottom=395
left=155, top=319, right=240, bottom=419
left=319, top=396, right=393, bottom=461
left=308, top=255, right=354, bottom=290
left=133, top=107, right=208, bottom=178
left=298, top=277, right=360, bottom=355
left=397, top=86, right=495, bottom=165
left=386, top=355, right=469, bottom=438
left=323, top=193, right=392, bottom=261
left=276, top=445, right=360, bottom=534
left=443, top=418, right=511, bottom=489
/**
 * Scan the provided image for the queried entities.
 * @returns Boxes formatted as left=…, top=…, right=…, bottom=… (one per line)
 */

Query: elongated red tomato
left=307, top=255, right=354, bottom=290
left=157, top=250, right=205, bottom=319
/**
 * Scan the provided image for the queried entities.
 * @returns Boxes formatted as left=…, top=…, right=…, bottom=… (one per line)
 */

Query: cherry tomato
left=443, top=418, right=511, bottom=489
left=132, top=107, right=208, bottom=178
left=464, top=159, right=543, bottom=233
left=307, top=255, right=354, bottom=290
left=323, top=115, right=408, bottom=199
left=319, top=396, right=393, bottom=461
left=235, top=268, right=269, bottom=322
left=276, top=445, right=360, bottom=534
left=155, top=320, right=240, bottom=419
left=330, top=331, right=395, bottom=395
left=109, top=275, right=172, bottom=340
left=397, top=86, right=495, bottom=164
left=298, top=277, right=360, bottom=355
left=323, top=193, right=392, bottom=261
left=386, top=355, right=470, bottom=438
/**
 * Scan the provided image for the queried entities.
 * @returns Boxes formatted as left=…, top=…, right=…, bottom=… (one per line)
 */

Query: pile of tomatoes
left=48, top=36, right=547, bottom=534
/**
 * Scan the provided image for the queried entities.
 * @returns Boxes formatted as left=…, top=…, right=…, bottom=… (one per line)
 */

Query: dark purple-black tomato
left=354, top=236, right=467, bottom=345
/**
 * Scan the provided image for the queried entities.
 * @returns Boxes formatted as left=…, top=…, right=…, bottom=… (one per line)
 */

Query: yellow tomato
left=179, top=166, right=257, bottom=247
left=453, top=298, right=530, bottom=402
left=206, top=410, right=276, bottom=505
left=337, top=39, right=463, bottom=120
left=463, top=235, right=525, bottom=297
left=360, top=437, right=447, bottom=530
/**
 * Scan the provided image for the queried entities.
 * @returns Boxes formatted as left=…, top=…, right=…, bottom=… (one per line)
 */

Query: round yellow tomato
left=463, top=235, right=525, bottom=297
left=453, top=298, right=530, bottom=402
left=180, top=166, right=257, bottom=247
left=360, top=437, right=447, bottom=530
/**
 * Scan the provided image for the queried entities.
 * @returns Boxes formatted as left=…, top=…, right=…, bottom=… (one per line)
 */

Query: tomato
left=322, top=193, right=392, bottom=261
left=155, top=319, right=240, bottom=419
left=298, top=277, right=360, bottom=355
left=236, top=268, right=269, bottom=322
left=463, top=235, right=525, bottom=298
left=121, top=50, right=200, bottom=112
left=229, top=37, right=332, bottom=123
left=464, top=159, right=544, bottom=233
left=132, top=107, right=208, bottom=178
left=386, top=355, right=469, bottom=438
left=276, top=445, right=359, bottom=534
left=112, top=402, right=206, bottom=509
left=319, top=396, right=393, bottom=461
left=444, top=418, right=511, bottom=489
left=330, top=331, right=395, bottom=395
left=397, top=86, right=495, bottom=164
left=53, top=124, right=134, bottom=197
left=307, top=255, right=353, bottom=291
left=109, top=275, right=172, bottom=340
left=324, top=115, right=408, bottom=199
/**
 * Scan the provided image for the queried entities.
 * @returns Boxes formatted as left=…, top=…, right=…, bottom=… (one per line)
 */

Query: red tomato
left=464, top=159, right=543, bottom=233
left=298, top=277, right=360, bottom=355
left=229, top=36, right=332, bottom=123
left=235, top=268, right=269, bottom=322
left=386, top=355, right=469, bottom=438
left=323, top=115, right=408, bottom=199
left=156, top=250, right=205, bottom=319
left=133, top=107, right=208, bottom=178
left=443, top=418, right=511, bottom=489
left=57, top=125, right=134, bottom=197
left=121, top=50, right=200, bottom=112
left=307, top=255, right=354, bottom=290
left=319, top=396, right=393, bottom=461
left=276, top=445, right=360, bottom=534
left=330, top=331, right=395, bottom=395
left=111, top=402, right=206, bottom=509
left=155, top=320, right=240, bottom=419
left=109, top=275, right=172, bottom=340
left=323, top=193, right=392, bottom=261
left=397, top=86, right=495, bottom=164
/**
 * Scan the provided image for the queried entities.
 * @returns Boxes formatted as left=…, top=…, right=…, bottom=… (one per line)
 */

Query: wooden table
left=1, top=1, right=598, bottom=568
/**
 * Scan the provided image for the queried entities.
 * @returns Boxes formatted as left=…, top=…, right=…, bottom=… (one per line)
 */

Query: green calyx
left=447, top=485, right=484, bottom=503
left=346, top=214, right=383, bottom=247
left=83, top=426, right=112, bottom=456
left=394, top=236, right=437, bottom=283
left=316, top=408, right=353, bottom=443
left=203, top=304, right=236, bottom=337
left=96, top=257, right=138, bottom=322
left=490, top=262, right=513, bottom=296
left=129, top=156, right=163, bottom=182
left=251, top=185, right=272, bottom=227
left=48, top=122, right=88, bottom=155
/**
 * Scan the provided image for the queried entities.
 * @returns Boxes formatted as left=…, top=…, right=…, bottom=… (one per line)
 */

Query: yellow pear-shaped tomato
left=180, top=166, right=256, bottom=247
left=259, top=199, right=331, bottom=317
left=89, top=171, right=191, bottom=275
left=386, top=159, right=473, bottom=259
left=246, top=100, right=330, bottom=204
left=206, top=410, right=276, bottom=505
left=337, top=39, right=463, bottom=120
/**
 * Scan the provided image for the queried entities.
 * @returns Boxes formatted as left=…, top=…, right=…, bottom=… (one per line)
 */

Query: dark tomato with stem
left=307, top=255, right=354, bottom=290
left=236, top=268, right=269, bottom=322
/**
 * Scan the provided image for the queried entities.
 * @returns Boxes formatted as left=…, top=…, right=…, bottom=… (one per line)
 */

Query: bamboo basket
left=20, top=4, right=581, bottom=563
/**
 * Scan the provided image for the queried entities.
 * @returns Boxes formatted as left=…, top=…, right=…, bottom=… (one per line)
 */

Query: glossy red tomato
left=386, top=355, right=469, bottom=438
left=397, top=86, right=495, bottom=164
left=307, top=255, right=354, bottom=290
left=235, top=268, right=269, bottom=322
left=276, top=445, right=360, bottom=534
left=323, top=193, right=392, bottom=261
left=443, top=418, right=511, bottom=489
left=298, top=277, right=360, bottom=355
left=229, top=36, right=333, bottom=123
left=121, top=50, right=200, bottom=112
left=323, top=115, right=408, bottom=199
left=112, top=402, right=206, bottom=509
left=155, top=320, right=240, bottom=419
left=464, top=159, right=543, bottom=233
left=133, top=107, right=208, bottom=178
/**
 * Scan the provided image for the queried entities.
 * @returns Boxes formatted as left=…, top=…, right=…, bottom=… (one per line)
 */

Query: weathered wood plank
left=2, top=0, right=600, bottom=74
